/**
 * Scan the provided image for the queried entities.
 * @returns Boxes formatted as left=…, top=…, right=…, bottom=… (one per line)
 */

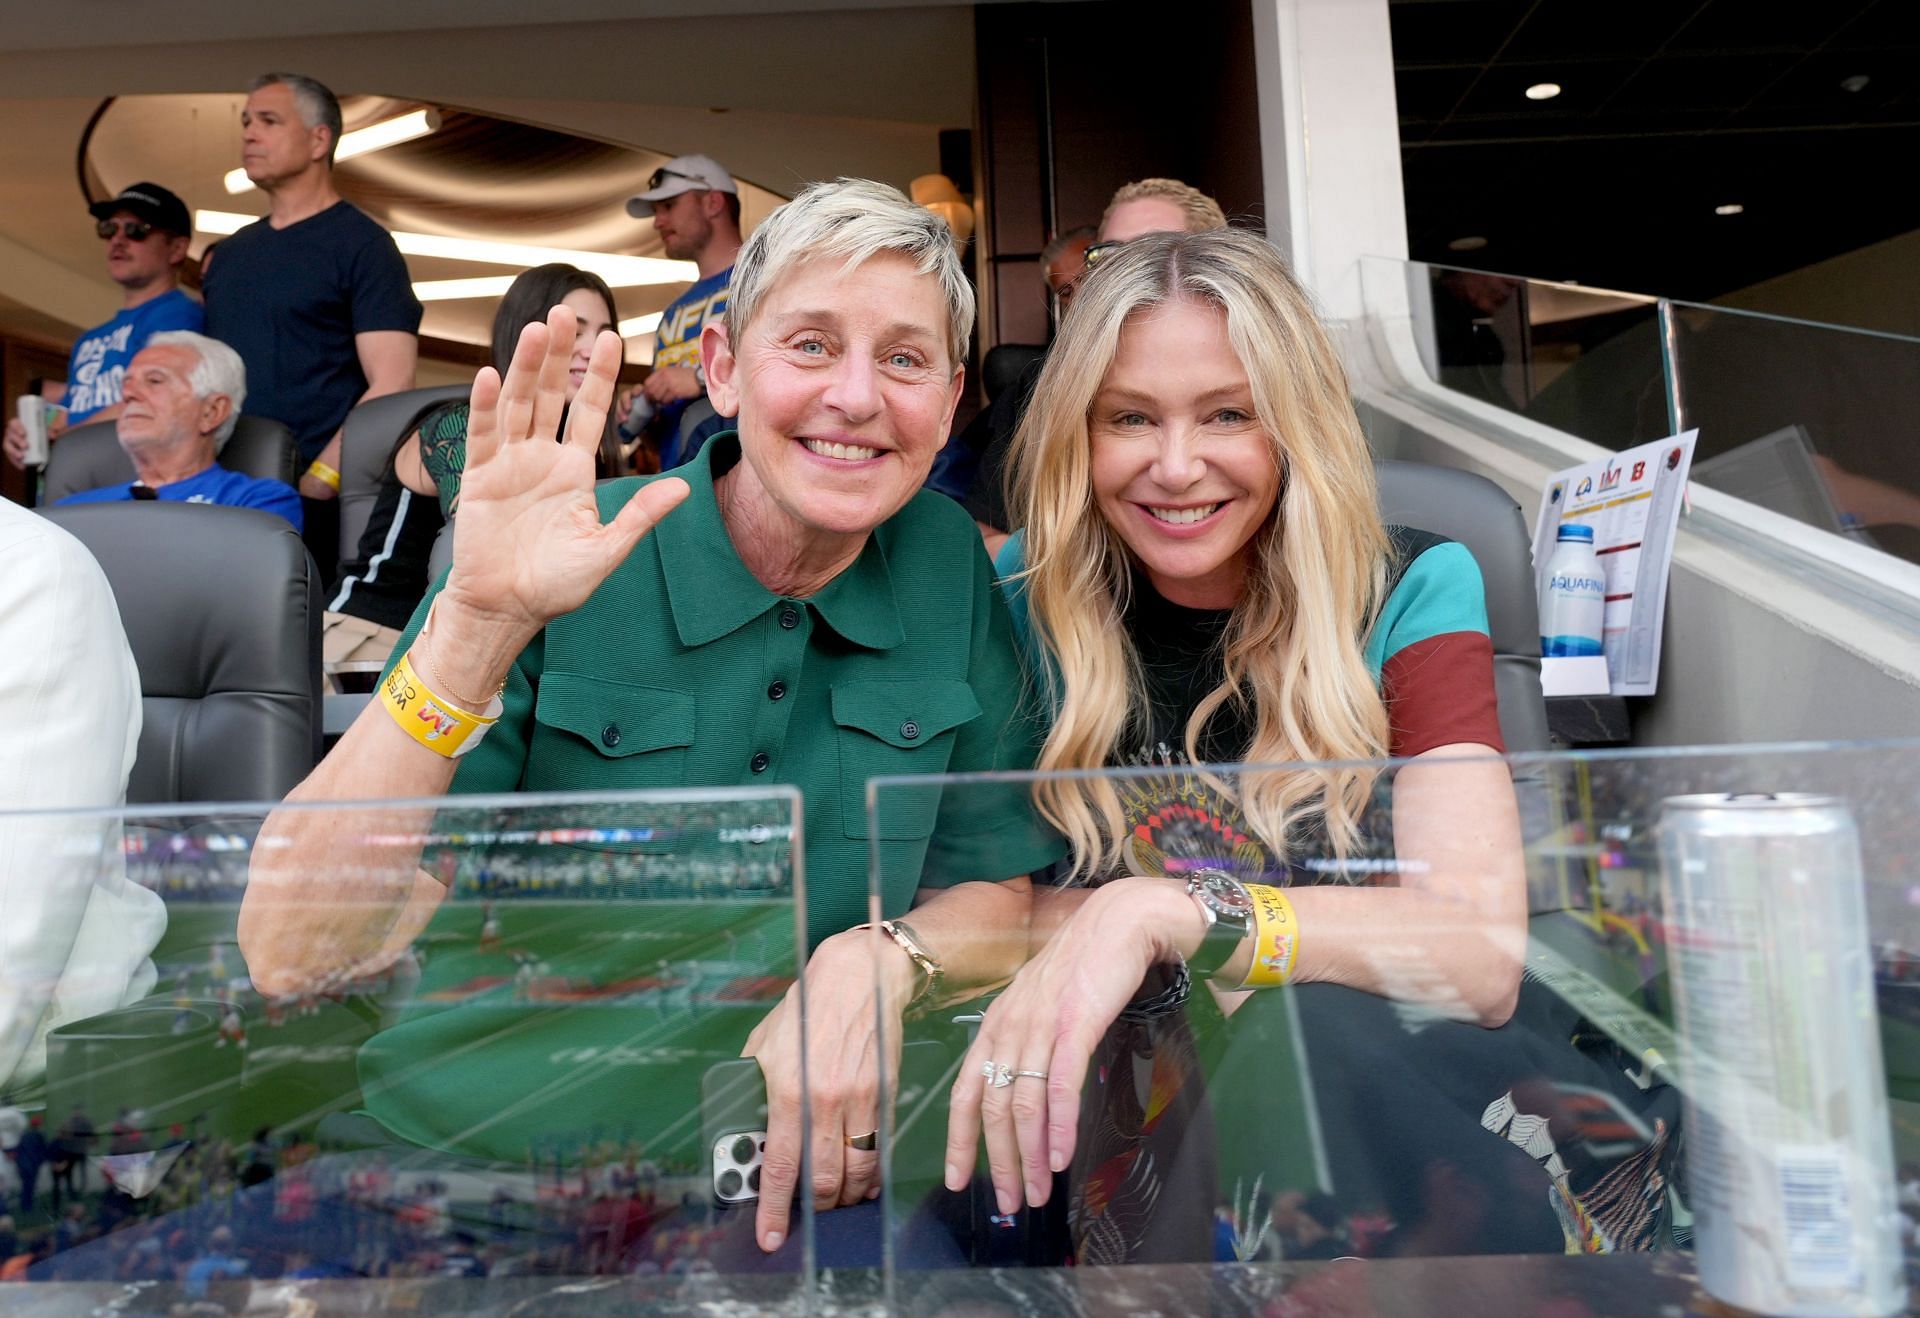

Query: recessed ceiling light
left=1447, top=235, right=1489, bottom=252
left=1525, top=82, right=1562, bottom=101
left=1841, top=74, right=1871, bottom=93
left=1714, top=203, right=1745, bottom=216
left=196, top=209, right=697, bottom=285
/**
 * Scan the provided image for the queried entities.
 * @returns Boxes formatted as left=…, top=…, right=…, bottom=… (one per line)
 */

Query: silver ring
left=1013, top=1069, right=1048, bottom=1081
left=844, top=1129, right=878, bottom=1152
left=982, top=1060, right=1013, bottom=1088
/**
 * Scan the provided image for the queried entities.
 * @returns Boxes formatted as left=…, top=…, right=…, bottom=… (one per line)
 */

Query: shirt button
left=601, top=723, right=622, bottom=749
left=749, top=751, right=771, bottom=774
left=900, top=720, right=920, bottom=741
left=767, top=681, right=787, bottom=701
left=778, top=606, right=800, bottom=630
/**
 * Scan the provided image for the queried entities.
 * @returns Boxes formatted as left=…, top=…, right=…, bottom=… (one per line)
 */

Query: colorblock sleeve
left=1366, top=541, right=1506, bottom=759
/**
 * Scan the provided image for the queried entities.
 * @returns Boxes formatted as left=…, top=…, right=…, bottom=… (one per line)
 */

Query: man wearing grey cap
left=623, top=153, right=743, bottom=468
left=4, top=182, right=203, bottom=469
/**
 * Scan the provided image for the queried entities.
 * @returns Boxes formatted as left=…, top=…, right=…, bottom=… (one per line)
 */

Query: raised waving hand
left=440, top=303, right=689, bottom=634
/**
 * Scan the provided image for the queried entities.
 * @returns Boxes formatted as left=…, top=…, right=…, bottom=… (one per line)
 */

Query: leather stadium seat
left=39, top=502, right=322, bottom=803
left=1375, top=459, right=1547, bottom=755
left=337, top=383, right=470, bottom=575
left=42, top=414, right=298, bottom=504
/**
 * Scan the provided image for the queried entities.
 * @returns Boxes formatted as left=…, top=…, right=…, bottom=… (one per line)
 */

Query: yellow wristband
left=380, top=650, right=500, bottom=758
left=306, top=459, right=342, bottom=492
left=1238, top=884, right=1301, bottom=988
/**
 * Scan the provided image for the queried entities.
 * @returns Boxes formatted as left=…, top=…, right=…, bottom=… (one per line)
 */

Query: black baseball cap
left=88, top=182, right=192, bottom=236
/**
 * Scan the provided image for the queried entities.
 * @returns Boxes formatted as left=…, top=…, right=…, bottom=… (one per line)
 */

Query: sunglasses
left=647, top=167, right=699, bottom=192
left=1081, top=239, right=1126, bottom=272
left=97, top=218, right=157, bottom=242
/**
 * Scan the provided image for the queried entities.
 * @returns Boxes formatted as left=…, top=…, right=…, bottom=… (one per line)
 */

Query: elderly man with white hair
left=54, top=330, right=301, bottom=529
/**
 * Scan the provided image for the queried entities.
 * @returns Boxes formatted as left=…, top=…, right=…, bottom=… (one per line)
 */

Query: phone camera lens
left=748, top=1167, right=762, bottom=1193
left=731, top=1135, right=757, bottom=1164
left=718, top=1169, right=742, bottom=1198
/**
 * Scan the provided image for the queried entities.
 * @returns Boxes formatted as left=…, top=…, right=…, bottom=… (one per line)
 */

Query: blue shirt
left=204, top=202, right=421, bottom=461
left=652, top=265, right=731, bottom=468
left=57, top=463, right=304, bottom=531
left=62, top=289, right=204, bottom=424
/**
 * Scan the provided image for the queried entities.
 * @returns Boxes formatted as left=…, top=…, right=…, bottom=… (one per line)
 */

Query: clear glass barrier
left=872, top=744, right=1919, bottom=1314
left=1384, top=258, right=1669, bottom=451
left=1664, top=301, right=1920, bottom=568
left=0, top=787, right=813, bottom=1307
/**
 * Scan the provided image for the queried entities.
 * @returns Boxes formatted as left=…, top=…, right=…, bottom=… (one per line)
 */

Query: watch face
left=1191, top=869, right=1253, bottom=917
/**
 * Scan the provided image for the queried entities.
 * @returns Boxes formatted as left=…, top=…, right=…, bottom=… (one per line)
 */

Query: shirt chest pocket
left=531, top=673, right=696, bottom=787
left=832, top=679, right=982, bottom=840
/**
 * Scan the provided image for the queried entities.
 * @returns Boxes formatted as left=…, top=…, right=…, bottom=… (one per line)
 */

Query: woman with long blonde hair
left=942, top=231, right=1672, bottom=1265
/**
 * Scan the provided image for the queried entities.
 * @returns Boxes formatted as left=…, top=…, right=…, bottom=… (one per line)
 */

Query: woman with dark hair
left=323, top=264, right=628, bottom=683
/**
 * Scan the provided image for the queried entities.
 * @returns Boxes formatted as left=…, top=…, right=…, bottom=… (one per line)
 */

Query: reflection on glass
left=875, top=745, right=1918, bottom=1315
left=0, top=790, right=813, bottom=1302
left=1402, top=259, right=1668, bottom=451
left=1667, top=303, right=1920, bottom=566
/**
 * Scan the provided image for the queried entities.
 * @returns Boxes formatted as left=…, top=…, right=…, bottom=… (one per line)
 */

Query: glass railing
left=1368, top=257, right=1920, bottom=583
left=872, top=743, right=1919, bottom=1315
left=0, top=787, right=817, bottom=1306
left=8, top=745, right=1917, bottom=1311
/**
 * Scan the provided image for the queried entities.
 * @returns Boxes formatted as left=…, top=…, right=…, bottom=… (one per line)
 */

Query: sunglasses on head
left=1080, top=239, right=1126, bottom=273
left=647, top=167, right=699, bottom=192
left=97, top=218, right=156, bottom=242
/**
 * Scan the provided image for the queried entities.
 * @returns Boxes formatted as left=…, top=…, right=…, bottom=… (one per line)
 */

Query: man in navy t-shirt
left=3, top=182, right=203, bottom=470
left=622, top=154, right=743, bottom=468
left=203, top=72, right=420, bottom=533
left=56, top=333, right=302, bottom=531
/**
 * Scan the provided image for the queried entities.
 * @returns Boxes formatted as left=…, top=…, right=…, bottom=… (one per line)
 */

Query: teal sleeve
left=1362, top=541, right=1491, bottom=681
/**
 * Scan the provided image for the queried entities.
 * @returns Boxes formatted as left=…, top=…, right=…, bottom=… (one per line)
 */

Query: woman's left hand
left=741, top=928, right=916, bottom=1253
left=944, top=877, right=1203, bottom=1215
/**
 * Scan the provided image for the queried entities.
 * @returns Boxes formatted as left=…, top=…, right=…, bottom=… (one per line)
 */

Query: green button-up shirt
left=388, top=435, right=1063, bottom=946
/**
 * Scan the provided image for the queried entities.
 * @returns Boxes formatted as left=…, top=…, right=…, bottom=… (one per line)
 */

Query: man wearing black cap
left=621, top=153, right=743, bottom=468
left=3, top=182, right=202, bottom=469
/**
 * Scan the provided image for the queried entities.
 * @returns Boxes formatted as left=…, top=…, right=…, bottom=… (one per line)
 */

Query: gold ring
left=845, top=1129, right=878, bottom=1151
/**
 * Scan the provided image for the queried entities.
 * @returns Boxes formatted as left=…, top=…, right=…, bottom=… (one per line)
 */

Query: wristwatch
left=1183, top=868, right=1254, bottom=979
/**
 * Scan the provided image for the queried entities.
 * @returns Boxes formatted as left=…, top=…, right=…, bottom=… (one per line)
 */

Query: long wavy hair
left=1007, top=229, right=1392, bottom=879
left=490, top=264, right=626, bottom=476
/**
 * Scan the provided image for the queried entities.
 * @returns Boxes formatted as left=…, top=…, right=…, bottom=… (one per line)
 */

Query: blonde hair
left=1008, top=229, right=1390, bottom=879
left=1102, top=178, right=1228, bottom=234
left=726, top=177, right=975, bottom=368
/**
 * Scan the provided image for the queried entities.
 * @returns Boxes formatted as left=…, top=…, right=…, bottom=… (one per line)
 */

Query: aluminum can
left=1656, top=792, right=1905, bottom=1317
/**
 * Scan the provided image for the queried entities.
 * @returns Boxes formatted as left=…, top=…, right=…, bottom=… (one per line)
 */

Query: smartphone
left=702, top=1040, right=955, bottom=1206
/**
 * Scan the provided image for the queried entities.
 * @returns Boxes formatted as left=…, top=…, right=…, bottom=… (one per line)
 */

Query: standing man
left=203, top=72, right=420, bottom=562
left=622, top=154, right=742, bottom=469
left=3, top=183, right=203, bottom=470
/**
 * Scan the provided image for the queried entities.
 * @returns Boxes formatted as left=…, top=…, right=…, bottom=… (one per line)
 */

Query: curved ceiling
left=84, top=93, right=792, bottom=355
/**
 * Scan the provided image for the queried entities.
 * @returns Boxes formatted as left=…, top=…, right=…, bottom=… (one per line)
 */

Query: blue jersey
left=63, top=289, right=204, bottom=424
left=651, top=265, right=731, bottom=466
left=57, top=463, right=303, bottom=531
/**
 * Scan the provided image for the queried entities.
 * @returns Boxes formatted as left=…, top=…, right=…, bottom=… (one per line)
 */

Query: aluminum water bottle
left=1538, top=523, right=1606, bottom=657
left=1657, top=793, right=1906, bottom=1318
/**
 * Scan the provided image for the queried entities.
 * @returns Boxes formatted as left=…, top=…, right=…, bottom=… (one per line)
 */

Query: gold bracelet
left=856, top=920, right=945, bottom=1015
left=380, top=649, right=500, bottom=758
left=306, top=459, right=342, bottom=492
left=414, top=597, right=508, bottom=714
left=1237, top=884, right=1301, bottom=989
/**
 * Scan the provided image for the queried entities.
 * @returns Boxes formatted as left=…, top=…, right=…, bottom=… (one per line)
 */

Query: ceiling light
left=224, top=108, right=442, bottom=194
left=1714, top=203, right=1744, bottom=216
left=197, top=209, right=697, bottom=286
left=1841, top=74, right=1871, bottom=93
left=1524, top=82, right=1562, bottom=101
left=619, top=313, right=662, bottom=339
left=413, top=276, right=518, bottom=302
left=1447, top=235, right=1489, bottom=252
